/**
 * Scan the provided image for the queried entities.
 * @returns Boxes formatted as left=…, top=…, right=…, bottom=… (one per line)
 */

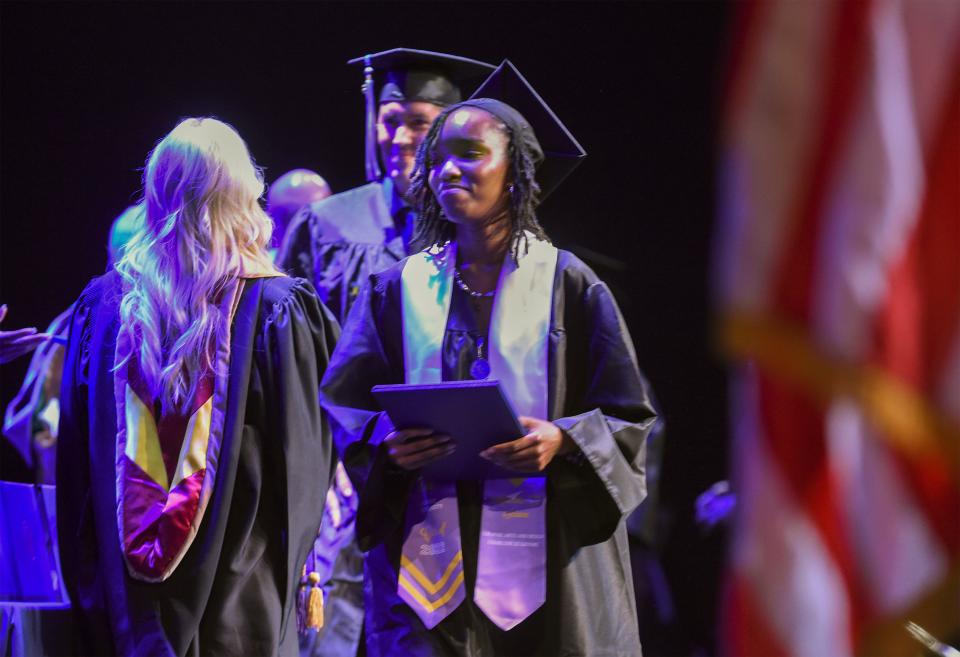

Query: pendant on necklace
left=470, top=357, right=491, bottom=380
left=470, top=335, right=490, bottom=379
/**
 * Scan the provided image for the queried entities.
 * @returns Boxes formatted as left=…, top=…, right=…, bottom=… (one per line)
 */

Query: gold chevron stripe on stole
left=399, top=550, right=465, bottom=612
left=170, top=396, right=213, bottom=489
left=399, top=570, right=466, bottom=614
left=124, top=385, right=169, bottom=490
left=400, top=551, right=463, bottom=595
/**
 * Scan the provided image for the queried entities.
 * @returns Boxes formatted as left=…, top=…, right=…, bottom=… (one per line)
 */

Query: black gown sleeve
left=549, top=277, right=659, bottom=548
left=55, top=278, right=114, bottom=652
left=310, top=240, right=386, bottom=324
left=318, top=273, right=412, bottom=552
left=276, top=209, right=315, bottom=283
left=276, top=205, right=379, bottom=323
left=254, top=277, right=340, bottom=636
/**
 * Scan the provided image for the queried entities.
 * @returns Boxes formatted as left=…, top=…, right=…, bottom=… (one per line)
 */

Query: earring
left=508, top=183, right=515, bottom=195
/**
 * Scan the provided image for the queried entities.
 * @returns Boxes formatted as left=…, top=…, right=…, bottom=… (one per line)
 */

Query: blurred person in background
left=266, top=168, right=331, bottom=259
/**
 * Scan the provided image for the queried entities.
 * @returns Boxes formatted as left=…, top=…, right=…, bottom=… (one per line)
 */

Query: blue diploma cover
left=372, top=380, right=525, bottom=481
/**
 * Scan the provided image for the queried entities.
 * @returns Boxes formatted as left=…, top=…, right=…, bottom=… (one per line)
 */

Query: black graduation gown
left=278, top=178, right=413, bottom=657
left=320, top=249, right=658, bottom=657
left=56, top=271, right=339, bottom=657
left=277, top=180, right=408, bottom=324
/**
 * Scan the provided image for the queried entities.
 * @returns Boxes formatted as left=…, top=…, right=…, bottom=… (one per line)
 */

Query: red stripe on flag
left=915, top=68, right=960, bottom=391
left=873, top=65, right=960, bottom=395
left=773, top=0, right=874, bottom=324
left=896, top=452, right=960, bottom=553
left=721, top=572, right=789, bottom=657
left=757, top=371, right=866, bottom=645
left=720, top=0, right=770, bottom=126
left=871, top=62, right=960, bottom=552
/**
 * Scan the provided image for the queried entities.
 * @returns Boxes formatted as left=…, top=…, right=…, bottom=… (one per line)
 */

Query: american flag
left=715, top=1, right=960, bottom=655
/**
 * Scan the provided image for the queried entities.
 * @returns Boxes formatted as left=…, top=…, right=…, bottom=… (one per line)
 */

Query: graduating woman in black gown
left=320, top=62, right=658, bottom=657
left=56, top=117, right=338, bottom=657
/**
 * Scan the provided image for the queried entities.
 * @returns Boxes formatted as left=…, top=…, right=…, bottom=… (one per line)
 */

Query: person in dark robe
left=320, top=60, right=657, bottom=657
left=56, top=117, right=338, bottom=657
left=0, top=202, right=146, bottom=657
left=277, top=48, right=495, bottom=657
left=5, top=202, right=145, bottom=487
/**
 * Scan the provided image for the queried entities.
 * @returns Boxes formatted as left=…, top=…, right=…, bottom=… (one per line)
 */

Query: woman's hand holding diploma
left=480, top=416, right=575, bottom=473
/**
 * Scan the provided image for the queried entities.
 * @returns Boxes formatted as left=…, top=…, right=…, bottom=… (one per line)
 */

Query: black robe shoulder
left=276, top=181, right=406, bottom=323
left=56, top=271, right=338, bottom=657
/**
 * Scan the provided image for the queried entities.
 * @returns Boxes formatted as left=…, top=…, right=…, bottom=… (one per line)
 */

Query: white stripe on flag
left=826, top=400, right=948, bottom=614
left=811, top=0, right=927, bottom=360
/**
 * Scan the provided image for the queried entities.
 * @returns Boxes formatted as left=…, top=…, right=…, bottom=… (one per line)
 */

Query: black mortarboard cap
left=348, top=48, right=495, bottom=106
left=466, top=59, right=587, bottom=199
left=348, top=48, right=495, bottom=181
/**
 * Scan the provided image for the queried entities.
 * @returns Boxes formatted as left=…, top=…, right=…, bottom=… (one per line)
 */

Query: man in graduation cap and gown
left=277, top=49, right=495, bottom=657
left=277, top=48, right=495, bottom=323
left=320, top=60, right=657, bottom=657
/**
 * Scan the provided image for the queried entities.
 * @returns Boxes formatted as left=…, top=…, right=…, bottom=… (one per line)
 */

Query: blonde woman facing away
left=56, top=118, right=339, bottom=657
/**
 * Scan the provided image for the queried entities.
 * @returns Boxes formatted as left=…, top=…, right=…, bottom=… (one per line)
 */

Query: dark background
left=1, top=2, right=733, bottom=654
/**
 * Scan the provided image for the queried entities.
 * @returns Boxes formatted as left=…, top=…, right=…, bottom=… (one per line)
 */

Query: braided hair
left=407, top=104, right=549, bottom=262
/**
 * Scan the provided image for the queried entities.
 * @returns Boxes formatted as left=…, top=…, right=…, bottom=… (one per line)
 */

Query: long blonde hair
left=116, top=117, right=278, bottom=412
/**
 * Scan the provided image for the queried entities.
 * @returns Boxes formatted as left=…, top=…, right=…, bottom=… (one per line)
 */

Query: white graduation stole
left=399, top=234, right=558, bottom=630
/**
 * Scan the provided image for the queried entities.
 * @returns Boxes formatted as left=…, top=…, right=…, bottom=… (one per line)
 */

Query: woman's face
left=428, top=107, right=511, bottom=227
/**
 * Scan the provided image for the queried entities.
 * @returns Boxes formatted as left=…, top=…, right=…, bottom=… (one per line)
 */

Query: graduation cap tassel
left=306, top=572, right=324, bottom=630
left=362, top=55, right=382, bottom=182
left=297, top=567, right=325, bottom=632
